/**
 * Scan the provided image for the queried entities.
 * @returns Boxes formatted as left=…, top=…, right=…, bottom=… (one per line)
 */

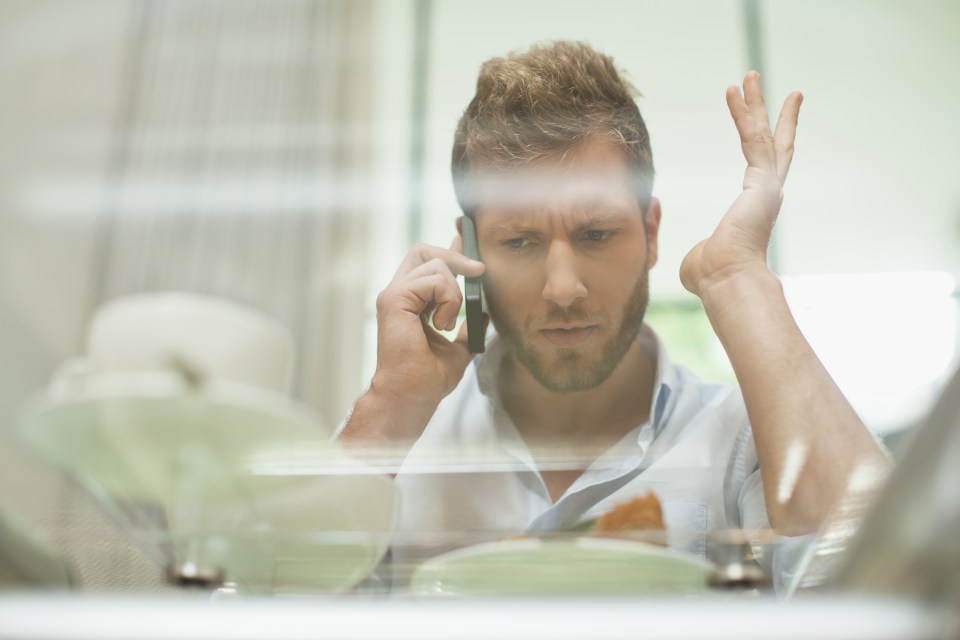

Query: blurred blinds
left=0, top=0, right=373, bottom=592
left=91, top=0, right=374, bottom=428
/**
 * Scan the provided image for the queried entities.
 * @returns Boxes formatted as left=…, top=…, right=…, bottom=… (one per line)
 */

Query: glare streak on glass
left=775, top=438, right=809, bottom=505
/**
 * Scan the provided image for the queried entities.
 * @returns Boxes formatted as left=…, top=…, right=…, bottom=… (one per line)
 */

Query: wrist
left=698, top=267, right=783, bottom=320
left=339, top=374, right=441, bottom=447
left=369, top=370, right=445, bottom=412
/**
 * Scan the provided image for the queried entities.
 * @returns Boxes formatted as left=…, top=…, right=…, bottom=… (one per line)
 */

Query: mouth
left=539, top=325, right=597, bottom=348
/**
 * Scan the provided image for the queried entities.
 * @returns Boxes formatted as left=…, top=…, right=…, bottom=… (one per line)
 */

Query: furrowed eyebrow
left=571, top=212, right=627, bottom=231
left=489, top=212, right=627, bottom=237
left=489, top=222, right=541, bottom=236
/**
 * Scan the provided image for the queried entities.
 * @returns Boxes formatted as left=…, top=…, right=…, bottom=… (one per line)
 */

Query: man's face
left=473, top=140, right=661, bottom=393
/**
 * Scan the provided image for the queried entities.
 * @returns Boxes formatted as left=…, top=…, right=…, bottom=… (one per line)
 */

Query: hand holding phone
left=339, top=234, right=484, bottom=447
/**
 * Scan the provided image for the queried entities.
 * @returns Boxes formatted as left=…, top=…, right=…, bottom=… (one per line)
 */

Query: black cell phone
left=459, top=215, right=485, bottom=354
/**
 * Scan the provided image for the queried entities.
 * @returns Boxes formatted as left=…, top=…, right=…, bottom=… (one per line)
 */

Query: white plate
left=409, top=537, right=714, bottom=596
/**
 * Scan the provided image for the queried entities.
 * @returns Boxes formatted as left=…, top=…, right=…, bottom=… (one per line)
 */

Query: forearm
left=700, top=269, right=891, bottom=535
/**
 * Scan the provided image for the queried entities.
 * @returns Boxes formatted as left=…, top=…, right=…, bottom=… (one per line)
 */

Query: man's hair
left=451, top=40, right=654, bottom=216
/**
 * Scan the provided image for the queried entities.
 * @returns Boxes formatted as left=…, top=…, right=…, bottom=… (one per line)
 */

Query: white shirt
left=389, top=324, right=807, bottom=588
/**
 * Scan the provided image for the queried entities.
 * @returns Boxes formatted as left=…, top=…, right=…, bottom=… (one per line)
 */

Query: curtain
left=0, top=0, right=374, bottom=591
left=92, top=0, right=373, bottom=427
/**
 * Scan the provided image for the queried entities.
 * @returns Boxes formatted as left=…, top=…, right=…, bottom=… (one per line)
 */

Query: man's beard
left=486, top=270, right=649, bottom=394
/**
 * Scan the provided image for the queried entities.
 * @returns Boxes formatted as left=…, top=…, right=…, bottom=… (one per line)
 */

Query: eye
left=504, top=237, right=532, bottom=250
left=583, top=229, right=612, bottom=243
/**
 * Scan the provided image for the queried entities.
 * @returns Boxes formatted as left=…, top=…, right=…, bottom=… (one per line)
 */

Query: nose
left=541, top=240, right=588, bottom=308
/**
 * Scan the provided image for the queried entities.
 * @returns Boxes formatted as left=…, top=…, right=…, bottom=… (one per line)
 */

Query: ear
left=643, top=197, right=662, bottom=268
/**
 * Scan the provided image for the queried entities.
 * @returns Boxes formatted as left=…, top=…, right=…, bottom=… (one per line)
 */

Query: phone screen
left=460, top=215, right=485, bottom=353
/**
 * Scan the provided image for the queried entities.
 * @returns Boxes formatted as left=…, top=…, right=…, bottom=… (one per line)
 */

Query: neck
left=498, top=336, right=656, bottom=456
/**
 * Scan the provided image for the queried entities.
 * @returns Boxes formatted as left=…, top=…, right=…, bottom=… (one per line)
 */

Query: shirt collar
left=644, top=324, right=682, bottom=437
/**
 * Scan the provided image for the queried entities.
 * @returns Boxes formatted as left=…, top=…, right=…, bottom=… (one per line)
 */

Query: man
left=340, top=41, right=888, bottom=585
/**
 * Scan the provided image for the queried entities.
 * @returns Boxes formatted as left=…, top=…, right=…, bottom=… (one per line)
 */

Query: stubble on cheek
left=485, top=270, right=649, bottom=394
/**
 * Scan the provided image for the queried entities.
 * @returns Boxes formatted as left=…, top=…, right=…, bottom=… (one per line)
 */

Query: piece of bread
left=590, top=492, right=666, bottom=544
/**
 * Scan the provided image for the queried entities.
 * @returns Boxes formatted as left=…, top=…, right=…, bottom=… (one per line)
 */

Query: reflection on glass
left=1, top=3, right=958, bottom=638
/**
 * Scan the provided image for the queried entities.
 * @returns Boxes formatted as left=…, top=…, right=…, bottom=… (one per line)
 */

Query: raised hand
left=679, top=71, right=803, bottom=298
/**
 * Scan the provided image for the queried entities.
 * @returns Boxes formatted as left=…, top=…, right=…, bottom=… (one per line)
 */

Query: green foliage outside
left=645, top=300, right=736, bottom=384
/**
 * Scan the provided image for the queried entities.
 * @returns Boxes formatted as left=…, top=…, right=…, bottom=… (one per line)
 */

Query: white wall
left=764, top=0, right=960, bottom=279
